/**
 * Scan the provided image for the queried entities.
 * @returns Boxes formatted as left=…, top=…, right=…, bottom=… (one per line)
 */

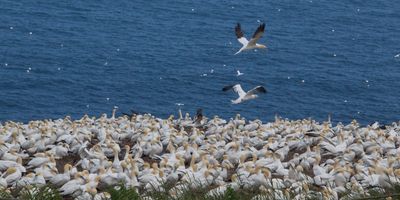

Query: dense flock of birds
left=0, top=109, right=400, bottom=200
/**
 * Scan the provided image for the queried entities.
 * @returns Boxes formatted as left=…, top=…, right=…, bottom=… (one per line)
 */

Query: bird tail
left=231, top=99, right=240, bottom=104
left=235, top=46, right=246, bottom=55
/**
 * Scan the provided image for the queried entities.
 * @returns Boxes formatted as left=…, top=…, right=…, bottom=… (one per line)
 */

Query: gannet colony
left=0, top=111, right=399, bottom=200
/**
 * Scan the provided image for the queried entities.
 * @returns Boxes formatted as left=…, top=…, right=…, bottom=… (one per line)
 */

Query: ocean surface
left=1, top=1, right=400, bottom=124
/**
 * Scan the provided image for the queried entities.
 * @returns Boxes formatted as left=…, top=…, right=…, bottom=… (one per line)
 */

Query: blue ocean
left=1, top=1, right=399, bottom=124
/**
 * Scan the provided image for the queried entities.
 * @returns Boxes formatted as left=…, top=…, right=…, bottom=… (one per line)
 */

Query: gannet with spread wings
left=222, top=84, right=267, bottom=104
left=234, top=23, right=267, bottom=55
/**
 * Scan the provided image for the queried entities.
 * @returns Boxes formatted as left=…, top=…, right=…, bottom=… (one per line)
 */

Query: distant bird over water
left=234, top=23, right=267, bottom=55
left=236, top=70, right=244, bottom=76
left=222, top=84, right=267, bottom=104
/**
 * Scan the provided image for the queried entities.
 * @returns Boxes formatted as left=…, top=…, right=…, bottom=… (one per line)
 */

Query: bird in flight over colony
left=234, top=23, right=267, bottom=55
left=222, top=84, right=267, bottom=104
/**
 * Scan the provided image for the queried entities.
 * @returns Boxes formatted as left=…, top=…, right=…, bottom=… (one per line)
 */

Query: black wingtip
left=258, top=86, right=267, bottom=93
left=222, top=84, right=235, bottom=92
left=235, top=23, right=244, bottom=39
left=196, top=109, right=203, bottom=120
left=130, top=109, right=139, bottom=115
left=259, top=23, right=266, bottom=31
left=235, top=23, right=240, bottom=30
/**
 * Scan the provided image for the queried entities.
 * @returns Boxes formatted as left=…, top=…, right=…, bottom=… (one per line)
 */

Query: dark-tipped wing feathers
left=252, top=23, right=265, bottom=39
left=247, top=86, right=267, bottom=95
left=235, top=23, right=244, bottom=39
left=222, top=84, right=236, bottom=92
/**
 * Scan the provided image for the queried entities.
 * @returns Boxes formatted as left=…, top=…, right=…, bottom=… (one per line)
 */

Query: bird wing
left=235, top=23, right=248, bottom=46
left=247, top=86, right=267, bottom=96
left=196, top=109, right=203, bottom=118
left=194, top=109, right=203, bottom=124
left=320, top=142, right=337, bottom=154
left=248, top=23, right=265, bottom=46
left=222, top=84, right=246, bottom=98
left=222, top=84, right=236, bottom=92
left=233, top=84, right=246, bottom=97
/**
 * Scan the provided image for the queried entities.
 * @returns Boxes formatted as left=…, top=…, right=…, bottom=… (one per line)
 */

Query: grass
left=107, top=185, right=140, bottom=200
left=0, top=183, right=400, bottom=200
left=19, top=185, right=63, bottom=200
left=0, top=185, right=62, bottom=200
left=104, top=183, right=400, bottom=200
left=106, top=184, right=266, bottom=200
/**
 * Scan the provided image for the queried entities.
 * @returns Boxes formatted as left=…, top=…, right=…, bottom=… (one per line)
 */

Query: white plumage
left=234, top=23, right=267, bottom=55
left=222, top=84, right=267, bottom=104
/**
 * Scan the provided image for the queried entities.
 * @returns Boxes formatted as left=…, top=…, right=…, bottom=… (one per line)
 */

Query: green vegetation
left=19, top=185, right=63, bottom=200
left=105, top=183, right=400, bottom=200
left=0, top=183, right=400, bottom=200
left=107, top=185, right=140, bottom=200
left=0, top=185, right=62, bottom=200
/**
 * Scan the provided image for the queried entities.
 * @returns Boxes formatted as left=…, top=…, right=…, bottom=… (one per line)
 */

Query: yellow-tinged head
left=6, top=167, right=17, bottom=175
left=231, top=174, right=238, bottom=182
left=82, top=170, right=89, bottom=177
left=130, top=170, right=138, bottom=177
left=204, top=170, right=210, bottom=177
left=262, top=168, right=271, bottom=177
left=394, top=169, right=400, bottom=176
left=98, top=168, right=106, bottom=175
left=64, top=164, right=73, bottom=172
left=151, top=163, right=159, bottom=169
left=95, top=175, right=101, bottom=182
left=143, top=162, right=150, bottom=168
left=121, top=161, right=127, bottom=169
left=51, top=167, right=58, bottom=175
left=88, top=187, right=97, bottom=196
left=258, top=44, right=267, bottom=49
left=16, top=157, right=23, bottom=164
left=26, top=173, right=35, bottom=178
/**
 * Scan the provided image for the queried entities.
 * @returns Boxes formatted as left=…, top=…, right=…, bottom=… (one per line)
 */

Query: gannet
left=194, top=108, right=203, bottom=125
left=50, top=164, right=73, bottom=186
left=2, top=167, right=21, bottom=186
left=236, top=70, right=244, bottom=76
left=234, top=23, right=266, bottom=55
left=222, top=84, right=267, bottom=104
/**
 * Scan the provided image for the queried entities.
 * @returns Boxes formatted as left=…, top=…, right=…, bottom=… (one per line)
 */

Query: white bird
left=60, top=172, right=85, bottom=196
left=234, top=23, right=267, bottom=55
left=236, top=70, right=244, bottom=76
left=50, top=164, right=72, bottom=186
left=28, top=156, right=51, bottom=168
left=1, top=167, right=21, bottom=186
left=111, top=106, right=118, bottom=120
left=222, top=84, right=267, bottom=104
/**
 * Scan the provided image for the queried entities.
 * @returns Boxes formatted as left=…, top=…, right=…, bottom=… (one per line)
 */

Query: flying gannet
left=236, top=70, right=244, bottom=76
left=222, top=84, right=267, bottom=104
left=234, top=23, right=266, bottom=55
